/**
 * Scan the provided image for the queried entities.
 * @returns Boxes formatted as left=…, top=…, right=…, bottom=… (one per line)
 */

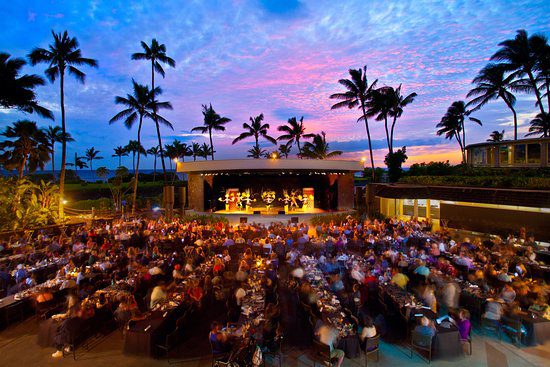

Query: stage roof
left=176, top=159, right=363, bottom=173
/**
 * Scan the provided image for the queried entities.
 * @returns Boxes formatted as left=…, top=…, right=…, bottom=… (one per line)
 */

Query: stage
left=197, top=209, right=353, bottom=225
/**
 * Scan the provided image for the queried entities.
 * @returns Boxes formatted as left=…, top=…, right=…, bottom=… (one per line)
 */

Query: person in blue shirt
left=413, top=316, right=436, bottom=346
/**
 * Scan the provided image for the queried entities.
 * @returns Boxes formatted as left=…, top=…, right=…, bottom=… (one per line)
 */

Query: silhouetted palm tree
left=247, top=146, right=267, bottom=159
left=232, top=113, right=277, bottom=152
left=66, top=152, right=88, bottom=175
left=132, top=39, right=176, bottom=183
left=29, top=30, right=98, bottom=217
left=487, top=130, right=505, bottom=142
left=387, top=84, right=417, bottom=152
left=301, top=132, right=343, bottom=159
left=491, top=29, right=548, bottom=114
left=164, top=142, right=177, bottom=171
left=0, top=120, right=50, bottom=178
left=85, top=147, right=103, bottom=171
left=191, top=142, right=201, bottom=161
left=0, top=53, right=53, bottom=119
left=526, top=112, right=550, bottom=137
left=112, top=146, right=128, bottom=167
left=467, top=64, right=520, bottom=139
left=276, top=116, right=315, bottom=158
left=330, top=66, right=378, bottom=180
left=365, top=87, right=393, bottom=152
left=125, top=140, right=146, bottom=173
left=191, top=104, right=231, bottom=160
left=147, top=146, right=160, bottom=180
left=198, top=142, right=213, bottom=160
left=44, top=125, right=73, bottom=179
left=278, top=142, right=292, bottom=158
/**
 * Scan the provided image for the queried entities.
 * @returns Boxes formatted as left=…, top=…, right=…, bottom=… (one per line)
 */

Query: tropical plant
left=66, top=152, right=88, bottom=173
left=525, top=112, right=550, bottom=137
left=0, top=53, right=53, bottom=119
left=198, top=142, right=213, bottom=160
left=43, top=125, right=73, bottom=180
left=191, top=142, right=201, bottom=161
left=125, top=140, right=146, bottom=173
left=276, top=116, right=315, bottom=158
left=232, top=113, right=277, bottom=153
left=191, top=104, right=231, bottom=160
left=487, top=130, right=505, bottom=142
left=330, top=66, right=378, bottom=180
left=301, top=132, right=343, bottom=159
left=491, top=29, right=548, bottom=114
left=247, top=146, right=267, bottom=159
left=164, top=142, right=178, bottom=170
left=0, top=120, right=50, bottom=178
left=132, top=38, right=176, bottom=182
left=84, top=147, right=103, bottom=171
left=109, top=79, right=172, bottom=212
left=384, top=147, right=408, bottom=182
left=112, top=146, right=128, bottom=167
left=387, top=85, right=417, bottom=152
left=168, top=140, right=192, bottom=183
left=278, top=142, right=292, bottom=158
left=436, top=101, right=481, bottom=163
left=29, top=30, right=98, bottom=218
left=467, top=64, right=519, bottom=139
left=96, top=166, right=109, bottom=182
left=147, top=146, right=160, bottom=180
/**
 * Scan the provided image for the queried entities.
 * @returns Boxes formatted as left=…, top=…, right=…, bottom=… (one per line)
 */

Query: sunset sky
left=1, top=0, right=549, bottom=169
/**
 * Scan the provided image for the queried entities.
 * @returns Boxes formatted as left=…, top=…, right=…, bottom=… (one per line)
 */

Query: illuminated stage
left=177, top=159, right=363, bottom=215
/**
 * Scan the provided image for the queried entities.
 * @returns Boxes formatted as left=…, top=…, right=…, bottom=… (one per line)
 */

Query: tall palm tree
left=0, top=53, right=53, bottom=119
left=526, top=112, right=550, bottom=137
left=276, top=116, right=315, bottom=158
left=66, top=152, right=88, bottom=176
left=29, top=30, right=98, bottom=218
left=164, top=142, right=177, bottom=171
left=147, top=146, right=160, bottom=181
left=191, top=104, right=231, bottom=160
left=0, top=120, right=50, bottom=178
left=110, top=80, right=172, bottom=213
left=536, top=45, right=550, bottom=112
left=191, top=142, right=201, bottom=161
left=491, top=29, right=548, bottom=114
left=44, top=125, right=73, bottom=179
left=198, top=142, right=213, bottom=160
left=436, top=101, right=481, bottom=163
left=301, top=132, right=343, bottom=159
left=487, top=130, right=505, bottom=142
left=365, top=87, right=393, bottom=152
left=125, top=140, right=146, bottom=173
left=247, top=146, right=267, bottom=159
left=131, top=39, right=176, bottom=183
left=387, top=84, right=417, bottom=152
left=278, top=142, right=292, bottom=158
left=330, top=66, right=378, bottom=180
left=232, top=113, right=277, bottom=151
left=467, top=64, right=520, bottom=139
left=85, top=147, right=103, bottom=171
left=112, top=146, right=128, bottom=167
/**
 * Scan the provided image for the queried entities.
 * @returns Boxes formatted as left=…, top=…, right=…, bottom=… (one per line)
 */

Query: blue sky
left=1, top=0, right=549, bottom=169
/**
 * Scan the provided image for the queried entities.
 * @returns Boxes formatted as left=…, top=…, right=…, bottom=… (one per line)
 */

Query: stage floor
left=214, top=207, right=327, bottom=215
left=197, top=208, right=352, bottom=225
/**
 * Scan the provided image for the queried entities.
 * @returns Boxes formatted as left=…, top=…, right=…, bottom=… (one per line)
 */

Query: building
left=466, top=137, right=550, bottom=167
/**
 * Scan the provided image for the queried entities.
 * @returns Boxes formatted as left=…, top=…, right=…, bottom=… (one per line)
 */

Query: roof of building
left=176, top=159, right=363, bottom=173
left=465, top=137, right=550, bottom=149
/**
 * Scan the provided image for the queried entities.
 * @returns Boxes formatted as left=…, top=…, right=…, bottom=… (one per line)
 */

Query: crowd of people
left=0, top=214, right=549, bottom=363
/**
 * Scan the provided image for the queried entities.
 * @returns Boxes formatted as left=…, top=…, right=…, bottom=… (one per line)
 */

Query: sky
left=1, top=0, right=549, bottom=169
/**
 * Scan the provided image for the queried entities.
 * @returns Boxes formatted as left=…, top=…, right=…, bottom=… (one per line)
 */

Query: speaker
left=239, top=217, right=247, bottom=223
left=253, top=211, right=261, bottom=215
left=278, top=210, right=285, bottom=215
left=291, top=217, right=299, bottom=223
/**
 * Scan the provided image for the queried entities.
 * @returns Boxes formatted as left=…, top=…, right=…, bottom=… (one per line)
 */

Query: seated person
left=413, top=316, right=436, bottom=346
left=359, top=315, right=377, bottom=345
left=209, top=321, right=231, bottom=354
left=483, top=298, right=504, bottom=326
left=455, top=309, right=471, bottom=340
left=315, top=319, right=345, bottom=367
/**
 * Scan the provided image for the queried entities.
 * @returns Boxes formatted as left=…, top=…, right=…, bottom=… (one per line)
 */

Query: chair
left=310, top=339, right=334, bottom=367
left=263, top=331, right=283, bottom=367
left=364, top=334, right=380, bottom=366
left=501, top=316, right=523, bottom=347
left=209, top=334, right=230, bottom=367
left=410, top=330, right=433, bottom=364
left=461, top=325, right=472, bottom=355
left=155, top=326, right=181, bottom=358
left=481, top=317, right=501, bottom=342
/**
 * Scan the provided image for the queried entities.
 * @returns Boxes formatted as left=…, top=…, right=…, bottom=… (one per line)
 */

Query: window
left=403, top=199, right=414, bottom=216
left=486, top=147, right=494, bottom=166
left=417, top=199, right=427, bottom=218
left=472, top=148, right=486, bottom=165
left=499, top=145, right=510, bottom=166
left=527, top=143, right=541, bottom=164
left=430, top=200, right=440, bottom=219
left=514, top=144, right=526, bottom=164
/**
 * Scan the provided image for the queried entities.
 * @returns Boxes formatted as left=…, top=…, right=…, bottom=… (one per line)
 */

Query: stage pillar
left=337, top=173, right=355, bottom=210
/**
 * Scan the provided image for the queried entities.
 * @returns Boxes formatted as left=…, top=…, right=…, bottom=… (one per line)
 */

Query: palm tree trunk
left=455, top=132, right=466, bottom=164
left=360, top=104, right=376, bottom=181
left=296, top=138, right=301, bottom=158
left=18, top=157, right=26, bottom=179
left=151, top=59, right=168, bottom=184
left=527, top=70, right=546, bottom=114
left=153, top=155, right=157, bottom=182
left=545, top=77, right=550, bottom=113
left=384, top=116, right=391, bottom=154
left=132, top=153, right=136, bottom=172
left=132, top=116, right=143, bottom=214
left=51, top=145, right=55, bottom=180
left=209, top=129, right=215, bottom=160
left=390, top=116, right=398, bottom=153
left=59, top=70, right=66, bottom=219
left=502, top=97, right=518, bottom=140
left=118, top=155, right=121, bottom=167
left=255, top=135, right=259, bottom=152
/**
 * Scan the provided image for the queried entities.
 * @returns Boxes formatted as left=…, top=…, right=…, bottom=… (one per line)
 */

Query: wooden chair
left=410, top=330, right=433, bottom=364
left=310, top=339, right=334, bottom=367
left=481, top=317, right=501, bottom=342
left=209, top=335, right=230, bottom=367
left=155, top=326, right=181, bottom=358
left=364, top=334, right=380, bottom=366
left=501, top=316, right=523, bottom=347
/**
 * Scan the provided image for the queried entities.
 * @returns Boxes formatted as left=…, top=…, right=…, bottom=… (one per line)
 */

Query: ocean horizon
left=0, top=169, right=183, bottom=182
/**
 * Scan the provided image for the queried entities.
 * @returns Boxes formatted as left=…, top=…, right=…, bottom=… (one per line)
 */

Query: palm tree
left=0, top=53, right=53, bottom=119
left=29, top=30, right=98, bottom=218
left=232, top=113, right=277, bottom=152
left=491, top=29, right=548, bottom=114
left=66, top=153, right=88, bottom=176
left=467, top=64, right=520, bottom=139
left=44, top=125, right=73, bottom=179
left=276, top=116, right=315, bottom=158
left=387, top=85, right=417, bottom=152
left=198, top=142, right=213, bottom=160
left=112, top=146, right=128, bottom=167
left=191, top=104, right=231, bottom=160
left=110, top=80, right=172, bottom=212
left=436, top=101, right=481, bottom=163
left=147, top=146, right=160, bottom=181
left=526, top=112, right=550, bottom=137
left=164, top=142, right=177, bottom=170
left=487, top=130, right=505, bottom=142
left=536, top=45, right=550, bottom=112
left=365, top=87, right=393, bottom=152
left=85, top=147, right=103, bottom=171
left=125, top=140, right=146, bottom=173
left=191, top=142, right=201, bottom=161
left=168, top=140, right=191, bottom=183
left=132, top=39, right=176, bottom=183
left=330, top=66, right=378, bottom=180
left=247, top=146, right=267, bottom=159
left=301, top=132, right=343, bottom=159
left=278, top=142, right=292, bottom=158
left=0, top=120, right=50, bottom=178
